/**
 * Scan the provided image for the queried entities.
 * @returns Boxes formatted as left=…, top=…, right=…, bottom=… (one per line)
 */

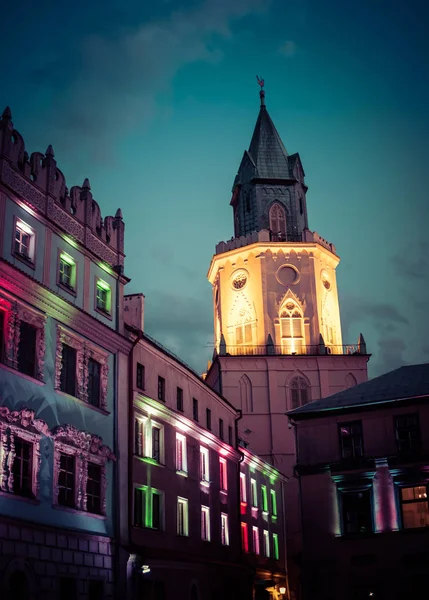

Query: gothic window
left=52, top=424, right=114, bottom=516
left=280, top=301, right=304, bottom=353
left=290, top=377, right=310, bottom=409
left=346, top=373, right=357, bottom=389
left=269, top=202, right=287, bottom=240
left=239, top=375, right=254, bottom=412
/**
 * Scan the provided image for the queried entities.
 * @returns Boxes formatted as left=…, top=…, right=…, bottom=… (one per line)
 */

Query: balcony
left=218, top=343, right=365, bottom=357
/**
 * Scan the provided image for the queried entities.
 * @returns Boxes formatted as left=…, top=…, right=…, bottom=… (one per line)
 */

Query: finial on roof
left=45, top=144, right=55, bottom=157
left=82, top=178, right=91, bottom=190
left=256, top=75, right=265, bottom=107
left=2, top=106, right=12, bottom=120
left=115, top=208, right=123, bottom=219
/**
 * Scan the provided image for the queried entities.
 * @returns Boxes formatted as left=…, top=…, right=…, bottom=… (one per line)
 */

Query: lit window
left=134, top=487, right=163, bottom=530
left=221, top=513, right=229, bottom=545
left=177, top=497, right=189, bottom=536
left=241, top=522, right=248, bottom=552
left=158, top=376, right=165, bottom=401
left=261, top=485, right=268, bottom=513
left=176, top=433, right=187, bottom=474
left=395, top=414, right=420, bottom=454
left=290, top=377, right=310, bottom=409
left=341, top=490, right=372, bottom=535
left=270, top=489, right=278, bottom=517
left=251, top=479, right=258, bottom=508
left=273, top=533, right=279, bottom=560
left=219, top=458, right=227, bottom=491
left=14, top=219, right=35, bottom=263
left=200, top=447, right=210, bottom=484
left=134, top=417, right=163, bottom=464
left=240, top=473, right=247, bottom=503
left=280, top=302, right=304, bottom=353
left=400, top=485, right=429, bottom=529
left=59, top=253, right=76, bottom=291
left=201, top=505, right=210, bottom=541
left=252, top=526, right=260, bottom=554
left=235, top=322, right=253, bottom=346
left=96, top=279, right=111, bottom=315
left=339, top=421, right=363, bottom=459
left=263, top=530, right=270, bottom=557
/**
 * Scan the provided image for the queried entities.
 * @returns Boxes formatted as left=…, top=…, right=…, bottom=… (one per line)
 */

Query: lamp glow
left=279, top=587, right=286, bottom=595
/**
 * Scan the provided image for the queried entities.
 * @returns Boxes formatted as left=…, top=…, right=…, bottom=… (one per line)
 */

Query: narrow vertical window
left=252, top=526, right=260, bottom=554
left=263, top=530, right=270, bottom=557
left=95, top=279, right=111, bottom=315
left=58, top=453, right=75, bottom=508
left=221, top=513, right=229, bottom=545
left=290, top=376, right=310, bottom=408
left=176, top=387, right=184, bottom=411
left=14, top=219, right=35, bottom=262
left=135, top=419, right=143, bottom=456
left=240, top=473, right=247, bottom=503
left=200, top=447, right=210, bottom=484
left=270, top=489, right=278, bottom=517
left=87, top=358, right=101, bottom=407
left=59, top=252, right=76, bottom=291
left=241, top=523, right=249, bottom=552
left=60, top=344, right=77, bottom=396
left=280, top=303, right=305, bottom=354
left=136, top=363, right=145, bottom=390
left=228, top=425, right=233, bottom=446
left=176, top=433, right=187, bottom=473
left=193, top=398, right=199, bottom=421
left=201, top=506, right=211, bottom=541
left=251, top=479, right=258, bottom=508
left=206, top=408, right=212, bottom=430
left=219, top=418, right=224, bottom=440
left=17, top=321, right=37, bottom=377
left=86, top=463, right=102, bottom=514
left=395, top=414, right=420, bottom=454
left=152, top=426, right=161, bottom=462
left=269, top=202, right=287, bottom=240
left=177, top=497, right=189, bottom=536
left=12, top=438, right=33, bottom=497
left=158, top=376, right=165, bottom=401
left=261, top=485, right=268, bottom=513
left=273, top=533, right=279, bottom=560
left=152, top=492, right=161, bottom=530
left=339, top=421, right=363, bottom=459
left=219, top=458, right=227, bottom=491
left=134, top=487, right=144, bottom=527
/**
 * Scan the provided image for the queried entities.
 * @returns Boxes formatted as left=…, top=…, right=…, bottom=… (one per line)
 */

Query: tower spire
left=256, top=75, right=265, bottom=107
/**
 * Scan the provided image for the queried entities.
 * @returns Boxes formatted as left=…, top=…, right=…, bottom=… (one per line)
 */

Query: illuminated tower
left=206, top=85, right=369, bottom=594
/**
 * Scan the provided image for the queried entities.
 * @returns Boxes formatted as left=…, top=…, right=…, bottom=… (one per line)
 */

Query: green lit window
left=271, top=489, right=278, bottom=517
left=96, top=279, right=111, bottom=315
left=261, top=485, right=268, bottom=512
left=251, top=479, right=258, bottom=508
left=177, top=497, right=189, bottom=536
left=59, top=253, right=76, bottom=291
left=134, top=486, right=163, bottom=530
left=273, top=533, right=279, bottom=560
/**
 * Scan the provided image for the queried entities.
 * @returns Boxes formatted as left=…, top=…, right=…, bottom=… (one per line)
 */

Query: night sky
left=1, top=0, right=428, bottom=378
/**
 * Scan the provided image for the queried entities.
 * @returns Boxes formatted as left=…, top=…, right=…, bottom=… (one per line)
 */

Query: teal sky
left=1, top=0, right=428, bottom=377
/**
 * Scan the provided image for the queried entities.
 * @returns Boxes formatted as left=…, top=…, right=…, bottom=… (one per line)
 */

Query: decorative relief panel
left=1, top=161, right=45, bottom=213
left=51, top=202, right=84, bottom=242
left=86, top=231, right=116, bottom=266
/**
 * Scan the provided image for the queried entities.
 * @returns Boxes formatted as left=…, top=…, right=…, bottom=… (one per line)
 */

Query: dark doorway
left=8, top=571, right=29, bottom=600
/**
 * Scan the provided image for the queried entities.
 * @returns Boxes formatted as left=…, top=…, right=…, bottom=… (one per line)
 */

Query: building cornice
left=240, top=447, right=288, bottom=483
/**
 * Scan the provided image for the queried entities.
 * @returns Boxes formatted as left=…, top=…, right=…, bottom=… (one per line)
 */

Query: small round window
left=231, top=270, right=248, bottom=290
left=321, top=270, right=331, bottom=290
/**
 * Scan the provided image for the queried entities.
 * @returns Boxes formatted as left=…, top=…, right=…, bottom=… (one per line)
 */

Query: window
left=219, top=418, right=224, bottom=440
left=263, top=530, right=270, bottom=557
left=290, top=377, right=310, bottom=409
left=228, top=425, right=233, bottom=446
left=158, top=376, right=165, bottom=401
left=59, top=253, right=76, bottom=291
left=95, top=279, right=111, bottom=315
left=200, top=447, right=210, bottom=484
left=400, top=485, right=429, bottom=529
left=339, top=421, right=363, bottom=459
left=395, top=414, right=420, bottom=454
left=201, top=506, right=210, bottom=541
left=14, top=219, right=35, bottom=263
left=11, top=438, right=33, bottom=497
left=240, top=473, right=247, bottom=502
left=270, top=489, right=278, bottom=517
left=134, top=487, right=163, bottom=530
left=219, top=458, right=227, bottom=491
left=87, top=358, right=101, bottom=407
left=86, top=463, right=102, bottom=514
left=241, top=523, right=249, bottom=552
left=206, top=408, right=212, bottom=430
left=269, top=202, right=286, bottom=239
left=280, top=303, right=304, bottom=354
left=60, top=344, right=77, bottom=396
left=58, top=453, right=75, bottom=508
left=177, top=497, right=189, bottom=536
left=134, top=418, right=163, bottom=464
left=221, top=513, right=229, bottom=545
left=235, top=322, right=252, bottom=346
left=273, top=533, right=279, bottom=560
left=251, top=479, right=258, bottom=508
left=176, top=433, right=187, bottom=474
left=177, top=387, right=184, bottom=411
left=136, top=363, right=145, bottom=390
left=17, top=321, right=37, bottom=377
left=261, top=485, right=268, bottom=513
left=193, top=398, right=199, bottom=421
left=252, top=527, right=260, bottom=554
left=341, top=490, right=372, bottom=535
left=239, top=375, right=253, bottom=412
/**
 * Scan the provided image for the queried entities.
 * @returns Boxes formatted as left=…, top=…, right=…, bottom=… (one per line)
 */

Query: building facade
left=288, top=363, right=429, bottom=600
left=205, top=87, right=369, bottom=597
left=0, top=107, right=130, bottom=599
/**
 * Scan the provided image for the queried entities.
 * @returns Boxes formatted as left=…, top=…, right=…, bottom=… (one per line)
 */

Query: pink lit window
left=252, top=526, right=260, bottom=555
left=240, top=473, right=247, bottom=503
left=219, top=458, right=227, bottom=491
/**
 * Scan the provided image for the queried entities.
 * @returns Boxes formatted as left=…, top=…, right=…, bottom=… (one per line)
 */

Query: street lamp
left=279, top=587, right=286, bottom=596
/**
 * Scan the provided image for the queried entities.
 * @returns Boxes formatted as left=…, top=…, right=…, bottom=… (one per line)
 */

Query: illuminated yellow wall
left=209, top=241, right=343, bottom=352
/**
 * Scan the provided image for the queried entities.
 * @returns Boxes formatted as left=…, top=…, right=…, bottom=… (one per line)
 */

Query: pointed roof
left=247, top=98, right=290, bottom=179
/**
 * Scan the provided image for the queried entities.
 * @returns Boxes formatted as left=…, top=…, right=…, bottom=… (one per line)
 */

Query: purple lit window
left=339, top=421, right=363, bottom=459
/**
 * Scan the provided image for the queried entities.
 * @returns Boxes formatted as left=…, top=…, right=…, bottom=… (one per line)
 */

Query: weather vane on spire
left=256, top=75, right=265, bottom=106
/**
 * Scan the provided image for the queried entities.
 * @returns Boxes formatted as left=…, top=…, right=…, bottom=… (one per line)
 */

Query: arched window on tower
left=279, top=301, right=304, bottom=354
left=290, top=377, right=310, bottom=409
left=269, top=202, right=287, bottom=241
left=346, top=373, right=357, bottom=389
left=239, top=375, right=254, bottom=412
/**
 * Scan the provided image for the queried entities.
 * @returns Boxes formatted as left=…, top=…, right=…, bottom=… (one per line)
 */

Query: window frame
left=219, top=457, right=227, bottom=492
left=221, top=512, right=229, bottom=546
left=339, top=488, right=373, bottom=536
left=176, top=387, right=184, bottom=411
left=240, top=472, right=247, bottom=503
left=395, top=413, right=421, bottom=455
left=176, top=432, right=188, bottom=474
left=136, top=363, right=145, bottom=390
left=177, top=496, right=189, bottom=536
left=201, top=505, right=211, bottom=541
left=290, top=376, right=310, bottom=409
left=200, top=446, right=210, bottom=485
left=158, top=376, right=165, bottom=402
left=273, top=533, right=279, bottom=560
left=399, top=484, right=429, bottom=530
left=206, top=408, right=212, bottom=431
left=13, top=216, right=36, bottom=267
left=133, top=485, right=164, bottom=530
left=134, top=415, right=164, bottom=465
left=94, top=278, right=112, bottom=318
left=261, top=485, right=268, bottom=513
left=57, top=250, right=77, bottom=296
left=270, top=489, right=278, bottom=517
left=219, top=418, right=224, bottom=440
left=193, top=398, right=199, bottom=421
left=252, top=526, right=260, bottom=555
left=241, top=522, right=249, bottom=552
left=251, top=478, right=258, bottom=508
left=339, top=420, right=364, bottom=460
left=263, top=530, right=270, bottom=557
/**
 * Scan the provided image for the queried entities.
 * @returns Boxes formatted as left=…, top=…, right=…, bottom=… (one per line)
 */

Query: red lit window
left=241, top=522, right=249, bottom=552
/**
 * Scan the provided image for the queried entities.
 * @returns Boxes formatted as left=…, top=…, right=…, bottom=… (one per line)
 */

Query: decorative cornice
left=51, top=424, right=115, bottom=460
left=0, top=406, right=50, bottom=436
